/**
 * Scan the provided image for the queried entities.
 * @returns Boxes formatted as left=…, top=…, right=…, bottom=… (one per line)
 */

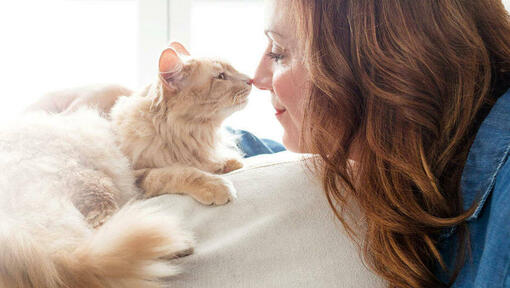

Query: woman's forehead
left=263, top=0, right=296, bottom=42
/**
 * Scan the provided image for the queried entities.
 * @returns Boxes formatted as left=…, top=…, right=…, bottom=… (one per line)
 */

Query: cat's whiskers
left=231, top=87, right=250, bottom=105
left=198, top=100, right=217, bottom=105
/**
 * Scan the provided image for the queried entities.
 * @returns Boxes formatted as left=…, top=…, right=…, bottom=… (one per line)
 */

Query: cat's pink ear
left=169, top=41, right=191, bottom=56
left=159, top=48, right=183, bottom=90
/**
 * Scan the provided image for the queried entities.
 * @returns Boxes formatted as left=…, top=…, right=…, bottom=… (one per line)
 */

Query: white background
left=0, top=0, right=139, bottom=117
left=0, top=0, right=509, bottom=141
left=0, top=0, right=282, bottom=140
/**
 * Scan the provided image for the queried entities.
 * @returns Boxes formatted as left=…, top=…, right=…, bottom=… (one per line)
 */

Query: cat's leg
left=70, top=170, right=120, bottom=228
left=218, top=158, right=244, bottom=174
left=207, top=155, right=244, bottom=174
left=135, top=165, right=236, bottom=205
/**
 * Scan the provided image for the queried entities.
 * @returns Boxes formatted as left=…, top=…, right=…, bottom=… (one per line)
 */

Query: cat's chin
left=236, top=98, right=249, bottom=108
left=234, top=99, right=249, bottom=111
left=217, top=102, right=248, bottom=119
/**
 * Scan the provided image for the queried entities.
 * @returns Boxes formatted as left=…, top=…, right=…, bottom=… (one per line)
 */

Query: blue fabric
left=225, top=127, right=286, bottom=158
left=438, top=88, right=510, bottom=287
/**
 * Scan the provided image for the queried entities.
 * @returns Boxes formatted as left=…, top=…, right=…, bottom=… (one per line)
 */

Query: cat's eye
left=217, top=72, right=226, bottom=80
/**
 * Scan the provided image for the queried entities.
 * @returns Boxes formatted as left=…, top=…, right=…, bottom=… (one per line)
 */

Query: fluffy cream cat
left=112, top=42, right=252, bottom=205
left=0, top=42, right=251, bottom=288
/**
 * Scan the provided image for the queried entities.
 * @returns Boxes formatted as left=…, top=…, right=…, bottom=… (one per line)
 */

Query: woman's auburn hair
left=291, top=0, right=510, bottom=287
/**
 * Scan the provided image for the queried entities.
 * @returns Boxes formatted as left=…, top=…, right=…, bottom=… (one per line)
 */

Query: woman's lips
left=275, top=108, right=286, bottom=116
left=271, top=94, right=286, bottom=117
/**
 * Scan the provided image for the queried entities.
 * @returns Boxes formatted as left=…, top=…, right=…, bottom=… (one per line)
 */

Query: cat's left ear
left=159, top=48, right=184, bottom=91
left=169, top=41, right=191, bottom=56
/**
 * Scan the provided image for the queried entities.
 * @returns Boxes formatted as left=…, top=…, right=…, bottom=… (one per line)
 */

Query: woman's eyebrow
left=265, top=30, right=285, bottom=40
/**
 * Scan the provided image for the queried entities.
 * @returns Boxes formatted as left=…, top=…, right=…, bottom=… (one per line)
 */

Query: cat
left=111, top=42, right=252, bottom=205
left=0, top=42, right=251, bottom=288
left=25, top=83, right=133, bottom=116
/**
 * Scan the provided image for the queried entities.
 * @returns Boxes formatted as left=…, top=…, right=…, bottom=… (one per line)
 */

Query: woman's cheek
left=273, top=68, right=307, bottom=152
left=274, top=65, right=307, bottom=119
left=273, top=69, right=297, bottom=111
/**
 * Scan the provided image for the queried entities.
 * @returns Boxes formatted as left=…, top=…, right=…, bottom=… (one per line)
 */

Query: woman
left=252, top=0, right=510, bottom=287
left=29, top=0, right=510, bottom=287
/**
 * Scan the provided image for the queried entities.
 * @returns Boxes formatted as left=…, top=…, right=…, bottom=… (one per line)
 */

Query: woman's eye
left=267, top=52, right=284, bottom=63
left=217, top=72, right=226, bottom=80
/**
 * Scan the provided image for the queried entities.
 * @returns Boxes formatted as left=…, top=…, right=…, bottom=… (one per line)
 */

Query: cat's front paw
left=220, top=159, right=244, bottom=174
left=193, top=177, right=237, bottom=205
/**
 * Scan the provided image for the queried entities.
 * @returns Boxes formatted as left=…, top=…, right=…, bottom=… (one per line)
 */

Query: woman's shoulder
left=461, top=87, right=510, bottom=220
left=450, top=146, right=510, bottom=287
left=448, top=88, right=510, bottom=287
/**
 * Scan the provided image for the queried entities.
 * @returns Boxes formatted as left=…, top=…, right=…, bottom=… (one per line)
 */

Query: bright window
left=0, top=0, right=282, bottom=141
left=138, top=0, right=282, bottom=140
left=2, top=0, right=509, bottom=142
left=190, top=1, right=283, bottom=141
left=0, top=0, right=138, bottom=119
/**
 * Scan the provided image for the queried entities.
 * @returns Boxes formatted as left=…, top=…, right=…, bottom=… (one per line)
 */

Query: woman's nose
left=253, top=58, right=273, bottom=91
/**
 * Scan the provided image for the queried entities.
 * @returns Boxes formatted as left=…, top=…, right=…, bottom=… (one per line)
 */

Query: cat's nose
left=247, top=79, right=254, bottom=85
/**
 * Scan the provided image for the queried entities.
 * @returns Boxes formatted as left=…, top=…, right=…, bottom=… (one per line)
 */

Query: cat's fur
left=0, top=42, right=251, bottom=288
left=112, top=43, right=252, bottom=205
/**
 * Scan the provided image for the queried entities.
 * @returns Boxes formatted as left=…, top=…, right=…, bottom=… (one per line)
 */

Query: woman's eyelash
left=266, top=52, right=284, bottom=63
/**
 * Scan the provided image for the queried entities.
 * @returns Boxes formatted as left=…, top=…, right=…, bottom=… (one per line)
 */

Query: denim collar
left=461, top=88, right=510, bottom=221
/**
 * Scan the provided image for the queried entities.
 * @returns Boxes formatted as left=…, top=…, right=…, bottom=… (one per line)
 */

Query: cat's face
left=156, top=42, right=252, bottom=122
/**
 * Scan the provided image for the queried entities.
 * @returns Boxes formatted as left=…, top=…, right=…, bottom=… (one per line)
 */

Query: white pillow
left=149, top=151, right=386, bottom=287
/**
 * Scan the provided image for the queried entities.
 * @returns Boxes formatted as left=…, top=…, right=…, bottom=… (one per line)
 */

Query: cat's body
left=113, top=89, right=239, bottom=173
left=111, top=83, right=246, bottom=205
left=111, top=45, right=252, bottom=204
left=0, top=42, right=252, bottom=287
left=0, top=110, right=194, bottom=288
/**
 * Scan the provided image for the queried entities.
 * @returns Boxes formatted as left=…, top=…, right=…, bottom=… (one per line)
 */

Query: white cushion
left=149, top=151, right=386, bottom=287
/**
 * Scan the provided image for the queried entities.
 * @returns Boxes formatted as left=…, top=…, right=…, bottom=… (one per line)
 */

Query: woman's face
left=253, top=0, right=309, bottom=152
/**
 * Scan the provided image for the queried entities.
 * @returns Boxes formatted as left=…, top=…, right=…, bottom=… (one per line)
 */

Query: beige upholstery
left=149, top=151, right=386, bottom=287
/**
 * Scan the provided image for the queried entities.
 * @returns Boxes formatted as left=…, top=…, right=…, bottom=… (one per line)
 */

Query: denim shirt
left=439, top=88, right=510, bottom=287
left=226, top=127, right=286, bottom=158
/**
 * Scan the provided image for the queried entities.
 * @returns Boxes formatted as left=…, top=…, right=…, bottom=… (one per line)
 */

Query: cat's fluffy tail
left=0, top=201, right=194, bottom=288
